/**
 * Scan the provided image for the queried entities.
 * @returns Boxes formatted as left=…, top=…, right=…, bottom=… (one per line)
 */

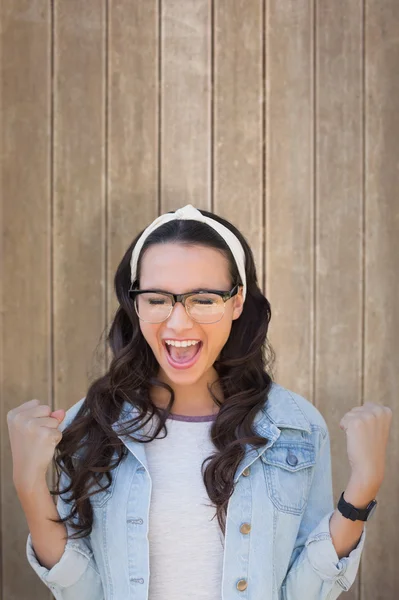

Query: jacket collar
left=112, top=382, right=312, bottom=469
left=257, top=382, right=312, bottom=434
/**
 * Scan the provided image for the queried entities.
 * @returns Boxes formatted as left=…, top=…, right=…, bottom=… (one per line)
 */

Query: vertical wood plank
left=0, top=1, right=52, bottom=598
left=213, top=0, right=264, bottom=284
left=53, top=0, right=106, bottom=411
left=161, top=0, right=211, bottom=210
left=362, top=2, right=399, bottom=598
left=314, top=3, right=363, bottom=599
left=265, top=0, right=314, bottom=396
left=107, top=0, right=159, bottom=336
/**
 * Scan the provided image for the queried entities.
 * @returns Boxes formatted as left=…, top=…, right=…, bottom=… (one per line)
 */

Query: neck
left=150, top=367, right=222, bottom=417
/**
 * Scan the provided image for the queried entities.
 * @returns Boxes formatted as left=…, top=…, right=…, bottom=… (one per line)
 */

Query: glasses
left=128, top=284, right=240, bottom=324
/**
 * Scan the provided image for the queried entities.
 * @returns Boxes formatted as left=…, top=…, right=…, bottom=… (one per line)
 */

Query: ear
left=232, top=286, right=244, bottom=320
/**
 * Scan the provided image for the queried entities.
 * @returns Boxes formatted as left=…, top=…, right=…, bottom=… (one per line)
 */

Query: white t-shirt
left=142, top=410, right=224, bottom=600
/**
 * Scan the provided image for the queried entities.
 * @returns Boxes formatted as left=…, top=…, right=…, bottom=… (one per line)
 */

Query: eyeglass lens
left=135, top=292, right=225, bottom=324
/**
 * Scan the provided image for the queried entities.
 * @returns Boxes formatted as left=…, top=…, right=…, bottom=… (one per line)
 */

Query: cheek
left=207, top=319, right=234, bottom=354
left=139, top=322, right=160, bottom=349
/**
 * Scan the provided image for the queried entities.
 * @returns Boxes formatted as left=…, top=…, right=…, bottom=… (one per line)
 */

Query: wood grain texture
left=213, top=0, right=264, bottom=285
left=107, top=0, right=159, bottom=362
left=362, top=1, right=399, bottom=597
left=0, top=2, right=52, bottom=598
left=314, top=3, right=363, bottom=599
left=265, top=0, right=314, bottom=396
left=52, top=0, right=106, bottom=408
left=160, top=0, right=211, bottom=210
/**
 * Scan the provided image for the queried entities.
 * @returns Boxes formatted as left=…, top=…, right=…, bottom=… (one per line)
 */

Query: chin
left=165, top=367, right=205, bottom=384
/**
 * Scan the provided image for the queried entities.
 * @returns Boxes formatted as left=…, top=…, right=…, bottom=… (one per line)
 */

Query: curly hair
left=50, top=207, right=276, bottom=539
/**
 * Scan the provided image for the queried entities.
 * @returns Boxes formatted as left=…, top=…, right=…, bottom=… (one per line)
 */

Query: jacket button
left=240, top=522, right=251, bottom=534
left=242, top=467, right=250, bottom=477
left=286, top=452, right=298, bottom=467
left=236, top=579, right=248, bottom=591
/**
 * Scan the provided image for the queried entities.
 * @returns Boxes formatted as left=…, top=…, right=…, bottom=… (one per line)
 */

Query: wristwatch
left=337, top=491, right=378, bottom=521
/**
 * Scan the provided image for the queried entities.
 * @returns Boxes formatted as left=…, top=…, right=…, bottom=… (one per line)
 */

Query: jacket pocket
left=260, top=441, right=316, bottom=515
left=88, top=463, right=121, bottom=508
left=89, top=485, right=113, bottom=508
left=73, top=451, right=121, bottom=509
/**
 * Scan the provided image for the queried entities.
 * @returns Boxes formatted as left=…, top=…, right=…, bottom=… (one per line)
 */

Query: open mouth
left=163, top=341, right=203, bottom=370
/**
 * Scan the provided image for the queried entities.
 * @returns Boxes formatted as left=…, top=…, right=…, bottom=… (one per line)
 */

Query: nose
left=166, top=300, right=194, bottom=329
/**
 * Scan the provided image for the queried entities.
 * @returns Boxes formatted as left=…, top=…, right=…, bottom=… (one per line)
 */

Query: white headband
left=130, top=204, right=247, bottom=301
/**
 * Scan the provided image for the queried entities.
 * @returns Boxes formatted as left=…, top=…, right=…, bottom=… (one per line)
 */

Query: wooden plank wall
left=1, top=1, right=398, bottom=599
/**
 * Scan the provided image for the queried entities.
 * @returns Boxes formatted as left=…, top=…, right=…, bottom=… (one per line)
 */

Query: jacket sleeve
left=280, top=426, right=366, bottom=600
left=26, top=468, right=104, bottom=600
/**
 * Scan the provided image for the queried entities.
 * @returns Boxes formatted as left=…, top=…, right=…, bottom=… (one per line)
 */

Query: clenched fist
left=7, top=399, right=66, bottom=492
left=340, top=401, right=393, bottom=495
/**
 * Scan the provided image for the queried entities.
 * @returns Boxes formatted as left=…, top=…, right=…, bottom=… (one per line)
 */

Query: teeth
left=164, top=340, right=200, bottom=348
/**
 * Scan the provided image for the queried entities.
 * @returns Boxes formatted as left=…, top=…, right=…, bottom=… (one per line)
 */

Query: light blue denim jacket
left=26, top=382, right=366, bottom=599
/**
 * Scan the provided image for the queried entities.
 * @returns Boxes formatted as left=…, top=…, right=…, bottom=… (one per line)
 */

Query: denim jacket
left=26, top=382, right=366, bottom=599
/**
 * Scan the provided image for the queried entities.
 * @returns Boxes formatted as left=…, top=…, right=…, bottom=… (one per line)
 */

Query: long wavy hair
left=51, top=208, right=276, bottom=540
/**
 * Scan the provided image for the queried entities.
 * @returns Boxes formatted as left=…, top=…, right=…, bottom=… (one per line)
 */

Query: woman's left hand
left=340, top=402, right=393, bottom=496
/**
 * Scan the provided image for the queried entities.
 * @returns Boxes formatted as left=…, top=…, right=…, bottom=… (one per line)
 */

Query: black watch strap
left=337, top=491, right=377, bottom=521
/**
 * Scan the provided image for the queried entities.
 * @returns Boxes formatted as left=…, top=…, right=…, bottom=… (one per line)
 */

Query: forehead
left=139, top=243, right=231, bottom=292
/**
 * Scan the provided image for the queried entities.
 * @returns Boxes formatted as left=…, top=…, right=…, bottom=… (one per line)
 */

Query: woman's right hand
left=7, top=399, right=66, bottom=491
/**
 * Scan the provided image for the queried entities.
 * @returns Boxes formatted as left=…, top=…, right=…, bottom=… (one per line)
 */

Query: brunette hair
left=52, top=208, right=276, bottom=539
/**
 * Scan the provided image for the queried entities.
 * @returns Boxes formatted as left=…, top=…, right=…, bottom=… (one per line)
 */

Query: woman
left=8, top=204, right=392, bottom=600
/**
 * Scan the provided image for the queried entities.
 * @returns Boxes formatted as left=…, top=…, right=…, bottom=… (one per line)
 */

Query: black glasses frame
left=128, top=284, right=240, bottom=323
